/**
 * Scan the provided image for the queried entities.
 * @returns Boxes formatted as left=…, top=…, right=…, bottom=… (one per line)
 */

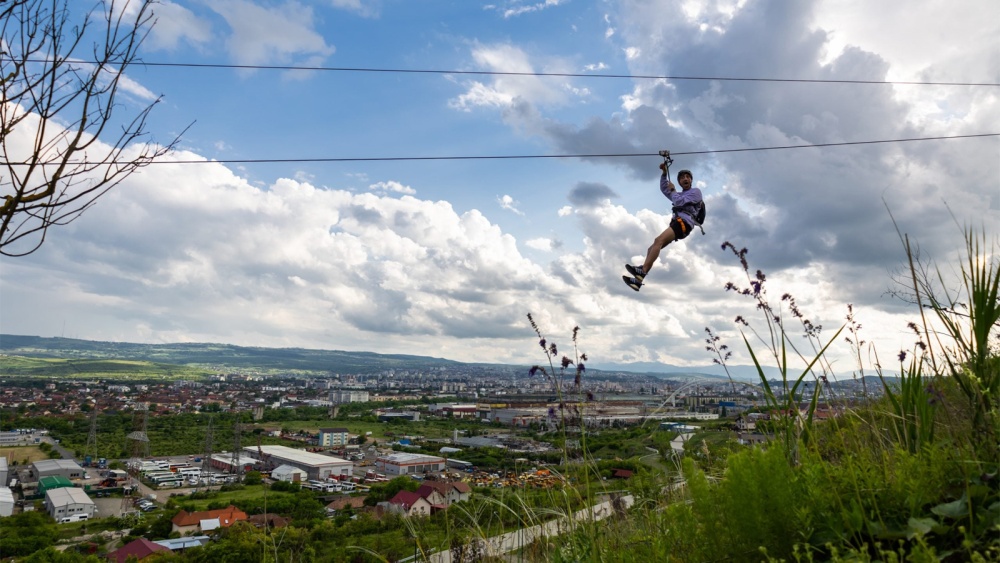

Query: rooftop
left=379, top=452, right=445, bottom=464
left=248, top=445, right=349, bottom=467
left=45, top=487, right=93, bottom=506
left=153, top=536, right=211, bottom=550
left=33, top=459, right=84, bottom=472
left=172, top=505, right=247, bottom=527
left=109, top=538, right=168, bottom=563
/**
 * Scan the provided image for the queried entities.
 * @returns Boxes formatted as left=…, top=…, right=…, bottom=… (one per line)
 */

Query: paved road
left=39, top=436, right=75, bottom=460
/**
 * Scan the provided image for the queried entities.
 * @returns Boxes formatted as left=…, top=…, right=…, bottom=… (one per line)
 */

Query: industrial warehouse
left=375, top=453, right=447, bottom=476
left=244, top=445, right=353, bottom=480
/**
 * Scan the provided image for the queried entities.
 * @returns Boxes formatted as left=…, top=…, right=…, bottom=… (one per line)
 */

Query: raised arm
left=659, top=173, right=676, bottom=199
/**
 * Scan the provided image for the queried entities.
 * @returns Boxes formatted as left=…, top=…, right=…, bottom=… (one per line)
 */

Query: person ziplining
left=623, top=151, right=705, bottom=291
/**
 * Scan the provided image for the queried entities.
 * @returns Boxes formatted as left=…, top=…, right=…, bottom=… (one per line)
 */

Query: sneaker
left=625, top=263, right=645, bottom=281
left=623, top=275, right=642, bottom=291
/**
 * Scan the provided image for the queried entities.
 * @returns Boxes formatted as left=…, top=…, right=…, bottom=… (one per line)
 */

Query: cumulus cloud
left=0, top=154, right=551, bottom=355
left=498, top=194, right=524, bottom=215
left=530, top=0, right=999, bottom=284
left=567, top=182, right=619, bottom=208
left=449, top=43, right=587, bottom=111
left=525, top=237, right=563, bottom=252
left=146, top=1, right=213, bottom=51
left=2, top=0, right=995, bottom=372
left=209, top=0, right=335, bottom=71
left=370, top=181, right=417, bottom=195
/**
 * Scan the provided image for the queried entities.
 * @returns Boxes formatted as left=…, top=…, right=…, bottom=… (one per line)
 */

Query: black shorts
left=670, top=217, right=691, bottom=240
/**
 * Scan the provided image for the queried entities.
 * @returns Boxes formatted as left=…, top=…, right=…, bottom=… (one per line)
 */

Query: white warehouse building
left=271, top=464, right=308, bottom=483
left=0, top=486, right=14, bottom=517
left=245, top=445, right=352, bottom=481
left=375, top=453, right=446, bottom=476
left=45, top=487, right=96, bottom=523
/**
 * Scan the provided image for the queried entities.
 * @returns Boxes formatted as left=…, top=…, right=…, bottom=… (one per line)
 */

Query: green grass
left=0, top=355, right=212, bottom=379
left=171, top=485, right=297, bottom=511
left=0, top=445, right=49, bottom=464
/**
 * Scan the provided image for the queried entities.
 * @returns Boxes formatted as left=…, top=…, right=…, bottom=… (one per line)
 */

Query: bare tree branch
left=1, top=0, right=183, bottom=256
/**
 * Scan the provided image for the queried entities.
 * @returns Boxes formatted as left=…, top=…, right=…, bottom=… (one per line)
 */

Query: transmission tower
left=84, top=408, right=98, bottom=465
left=198, top=416, right=214, bottom=491
left=121, top=404, right=150, bottom=513
left=230, top=415, right=244, bottom=481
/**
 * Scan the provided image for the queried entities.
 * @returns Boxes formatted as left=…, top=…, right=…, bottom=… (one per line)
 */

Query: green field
left=0, top=445, right=49, bottom=464
left=172, top=485, right=299, bottom=511
left=0, top=355, right=212, bottom=380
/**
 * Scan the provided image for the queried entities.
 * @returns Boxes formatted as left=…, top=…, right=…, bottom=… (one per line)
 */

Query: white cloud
left=498, top=194, right=524, bottom=215
left=603, top=13, right=615, bottom=38
left=329, top=0, right=381, bottom=17
left=370, top=181, right=417, bottom=195
left=2, top=0, right=996, bottom=373
left=449, top=43, right=586, bottom=111
left=146, top=1, right=213, bottom=51
left=209, top=0, right=335, bottom=70
left=525, top=237, right=562, bottom=251
left=495, top=0, right=568, bottom=18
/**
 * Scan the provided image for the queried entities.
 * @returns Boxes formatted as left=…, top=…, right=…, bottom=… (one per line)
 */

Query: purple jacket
left=660, top=174, right=703, bottom=227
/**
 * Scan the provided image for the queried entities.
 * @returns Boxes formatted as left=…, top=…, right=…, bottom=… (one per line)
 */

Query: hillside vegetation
left=0, top=335, right=465, bottom=374
left=0, top=355, right=211, bottom=379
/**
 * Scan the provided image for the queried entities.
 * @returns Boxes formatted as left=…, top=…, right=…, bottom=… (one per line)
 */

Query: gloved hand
left=659, top=162, right=667, bottom=173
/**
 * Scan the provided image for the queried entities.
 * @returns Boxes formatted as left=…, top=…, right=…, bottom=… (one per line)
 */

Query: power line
left=136, top=132, right=999, bottom=165
left=126, top=61, right=998, bottom=87
left=8, top=133, right=995, bottom=167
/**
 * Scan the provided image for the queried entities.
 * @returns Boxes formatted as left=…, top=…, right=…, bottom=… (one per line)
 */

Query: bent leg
left=642, top=227, right=677, bottom=273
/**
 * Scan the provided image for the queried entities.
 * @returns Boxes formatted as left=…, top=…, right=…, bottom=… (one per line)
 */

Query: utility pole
left=231, top=414, right=244, bottom=481
left=198, top=416, right=214, bottom=491
left=84, top=408, right=98, bottom=464
left=122, top=404, right=150, bottom=514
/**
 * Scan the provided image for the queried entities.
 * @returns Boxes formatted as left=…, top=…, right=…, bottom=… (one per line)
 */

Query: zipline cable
left=133, top=132, right=1000, bottom=165
left=33, top=59, right=1000, bottom=87
left=8, top=133, right=996, bottom=167
left=135, top=62, right=999, bottom=87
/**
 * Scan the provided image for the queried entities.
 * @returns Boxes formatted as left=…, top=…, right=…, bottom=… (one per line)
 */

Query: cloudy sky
left=2, top=0, right=998, bottom=377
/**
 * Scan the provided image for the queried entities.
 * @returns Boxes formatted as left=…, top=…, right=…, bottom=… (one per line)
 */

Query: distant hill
left=0, top=334, right=464, bottom=374
left=0, top=333, right=778, bottom=380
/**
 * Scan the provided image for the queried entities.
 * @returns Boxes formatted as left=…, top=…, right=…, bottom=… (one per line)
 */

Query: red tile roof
left=172, top=505, right=248, bottom=528
left=326, top=496, right=367, bottom=511
left=108, top=537, right=169, bottom=563
left=389, top=490, right=423, bottom=508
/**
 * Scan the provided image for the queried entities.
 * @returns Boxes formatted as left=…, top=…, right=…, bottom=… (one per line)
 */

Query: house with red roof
left=325, top=496, right=367, bottom=515
left=382, top=490, right=432, bottom=517
left=107, top=537, right=168, bottom=562
left=415, top=481, right=472, bottom=506
left=171, top=504, right=248, bottom=535
left=611, top=469, right=634, bottom=479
